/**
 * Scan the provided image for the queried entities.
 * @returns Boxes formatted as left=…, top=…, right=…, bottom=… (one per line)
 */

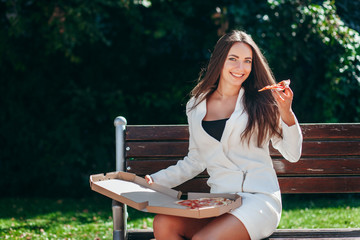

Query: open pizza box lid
left=90, top=171, right=242, bottom=219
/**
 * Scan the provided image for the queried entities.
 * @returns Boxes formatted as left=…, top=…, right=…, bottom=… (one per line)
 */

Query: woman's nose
left=237, top=62, right=244, bottom=70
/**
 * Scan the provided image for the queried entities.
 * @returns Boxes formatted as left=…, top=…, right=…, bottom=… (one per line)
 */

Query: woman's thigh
left=153, top=213, right=249, bottom=240
left=192, top=213, right=250, bottom=240
left=153, top=214, right=215, bottom=240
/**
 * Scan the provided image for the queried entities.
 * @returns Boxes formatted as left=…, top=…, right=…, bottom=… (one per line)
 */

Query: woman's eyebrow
left=228, top=54, right=252, bottom=60
left=228, top=54, right=239, bottom=58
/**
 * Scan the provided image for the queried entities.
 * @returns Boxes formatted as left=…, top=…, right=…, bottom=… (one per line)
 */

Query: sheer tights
left=153, top=213, right=250, bottom=240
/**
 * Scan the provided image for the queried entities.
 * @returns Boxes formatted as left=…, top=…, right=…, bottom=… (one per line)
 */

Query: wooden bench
left=112, top=116, right=360, bottom=240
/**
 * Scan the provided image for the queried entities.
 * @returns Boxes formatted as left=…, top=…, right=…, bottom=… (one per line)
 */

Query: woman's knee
left=191, top=233, right=205, bottom=240
left=192, top=214, right=250, bottom=240
left=153, top=214, right=185, bottom=239
left=153, top=214, right=170, bottom=231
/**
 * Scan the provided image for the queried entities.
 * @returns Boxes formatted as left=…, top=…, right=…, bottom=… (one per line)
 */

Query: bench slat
left=126, top=158, right=360, bottom=176
left=173, top=176, right=360, bottom=194
left=269, top=228, right=360, bottom=239
left=300, top=123, right=360, bottom=140
left=273, top=158, right=360, bottom=175
left=126, top=141, right=188, bottom=157
left=126, top=141, right=360, bottom=158
left=271, top=141, right=360, bottom=157
left=278, top=176, right=360, bottom=193
left=125, top=124, right=360, bottom=141
left=126, top=125, right=189, bottom=141
left=126, top=124, right=360, bottom=141
left=127, top=228, right=360, bottom=240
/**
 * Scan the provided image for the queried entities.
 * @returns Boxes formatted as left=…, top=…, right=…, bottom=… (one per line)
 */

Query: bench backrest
left=124, top=124, right=360, bottom=194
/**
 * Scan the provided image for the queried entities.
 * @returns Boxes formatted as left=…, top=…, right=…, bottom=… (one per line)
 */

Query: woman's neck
left=216, top=83, right=241, bottom=98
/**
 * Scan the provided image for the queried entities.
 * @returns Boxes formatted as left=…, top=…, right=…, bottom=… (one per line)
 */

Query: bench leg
left=112, top=200, right=127, bottom=240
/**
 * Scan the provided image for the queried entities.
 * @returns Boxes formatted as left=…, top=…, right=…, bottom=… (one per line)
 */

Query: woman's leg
left=192, top=213, right=250, bottom=240
left=153, top=214, right=215, bottom=240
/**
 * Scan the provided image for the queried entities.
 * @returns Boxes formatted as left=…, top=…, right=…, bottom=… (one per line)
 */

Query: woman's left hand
left=145, top=175, right=154, bottom=185
left=272, top=87, right=296, bottom=126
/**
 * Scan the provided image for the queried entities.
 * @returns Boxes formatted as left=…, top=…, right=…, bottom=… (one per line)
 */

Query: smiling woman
left=145, top=30, right=303, bottom=240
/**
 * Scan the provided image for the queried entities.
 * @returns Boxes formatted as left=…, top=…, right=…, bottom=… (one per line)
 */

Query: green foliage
left=302, top=0, right=360, bottom=121
left=0, top=0, right=359, bottom=197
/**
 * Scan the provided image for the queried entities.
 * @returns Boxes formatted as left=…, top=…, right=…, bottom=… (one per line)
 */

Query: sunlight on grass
left=278, top=194, right=360, bottom=229
left=279, top=207, right=360, bottom=229
left=1, top=194, right=359, bottom=239
left=0, top=211, right=114, bottom=239
left=0, top=198, right=114, bottom=239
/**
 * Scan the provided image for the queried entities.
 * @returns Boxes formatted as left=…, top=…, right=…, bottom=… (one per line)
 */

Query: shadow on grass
left=0, top=195, right=112, bottom=219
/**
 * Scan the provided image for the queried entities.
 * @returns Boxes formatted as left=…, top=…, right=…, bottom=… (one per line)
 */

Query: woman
left=146, top=30, right=303, bottom=240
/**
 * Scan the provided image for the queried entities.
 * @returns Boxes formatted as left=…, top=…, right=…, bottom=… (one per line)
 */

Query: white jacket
left=151, top=87, right=303, bottom=197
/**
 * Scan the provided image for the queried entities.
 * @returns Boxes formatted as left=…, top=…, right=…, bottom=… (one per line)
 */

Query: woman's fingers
left=271, top=89, right=284, bottom=102
left=283, top=87, right=293, bottom=100
left=272, top=87, right=294, bottom=115
left=272, top=87, right=293, bottom=103
left=145, top=175, right=154, bottom=184
left=272, top=87, right=296, bottom=126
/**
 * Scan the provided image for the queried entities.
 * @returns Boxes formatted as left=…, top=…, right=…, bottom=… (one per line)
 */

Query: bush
left=0, top=0, right=359, bottom=197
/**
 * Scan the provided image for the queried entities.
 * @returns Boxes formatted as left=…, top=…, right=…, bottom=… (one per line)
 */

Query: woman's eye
left=229, top=57, right=237, bottom=61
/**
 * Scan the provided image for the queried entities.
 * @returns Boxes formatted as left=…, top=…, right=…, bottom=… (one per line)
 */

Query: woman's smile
left=230, top=72, right=245, bottom=78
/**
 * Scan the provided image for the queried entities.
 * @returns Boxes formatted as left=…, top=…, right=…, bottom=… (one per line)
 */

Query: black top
left=202, top=118, right=229, bottom=142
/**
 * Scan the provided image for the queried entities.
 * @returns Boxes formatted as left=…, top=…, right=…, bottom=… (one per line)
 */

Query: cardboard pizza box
left=90, top=171, right=242, bottom=219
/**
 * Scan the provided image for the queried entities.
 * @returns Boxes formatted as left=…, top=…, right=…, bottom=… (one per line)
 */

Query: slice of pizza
left=176, top=197, right=232, bottom=209
left=258, top=79, right=290, bottom=92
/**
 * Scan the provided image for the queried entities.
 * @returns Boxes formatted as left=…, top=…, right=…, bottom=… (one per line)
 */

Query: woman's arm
left=147, top=101, right=206, bottom=188
left=271, top=87, right=303, bottom=162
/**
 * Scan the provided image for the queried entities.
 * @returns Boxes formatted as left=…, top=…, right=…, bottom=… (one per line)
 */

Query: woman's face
left=219, top=42, right=253, bottom=88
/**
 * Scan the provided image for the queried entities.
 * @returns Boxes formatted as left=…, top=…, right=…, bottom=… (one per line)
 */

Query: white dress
left=151, top=88, right=303, bottom=240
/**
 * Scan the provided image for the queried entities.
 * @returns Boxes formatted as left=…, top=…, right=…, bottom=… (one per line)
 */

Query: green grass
left=0, top=196, right=155, bottom=239
left=278, top=194, right=360, bottom=229
left=1, top=194, right=359, bottom=239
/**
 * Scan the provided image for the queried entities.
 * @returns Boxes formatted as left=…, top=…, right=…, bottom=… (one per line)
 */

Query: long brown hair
left=190, top=30, right=281, bottom=146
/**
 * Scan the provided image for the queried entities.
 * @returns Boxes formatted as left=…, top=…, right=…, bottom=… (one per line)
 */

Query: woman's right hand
left=145, top=175, right=154, bottom=184
left=271, top=87, right=296, bottom=126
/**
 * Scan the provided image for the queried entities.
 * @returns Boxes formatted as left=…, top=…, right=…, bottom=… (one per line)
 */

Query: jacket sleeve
left=150, top=100, right=206, bottom=188
left=271, top=116, right=303, bottom=163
